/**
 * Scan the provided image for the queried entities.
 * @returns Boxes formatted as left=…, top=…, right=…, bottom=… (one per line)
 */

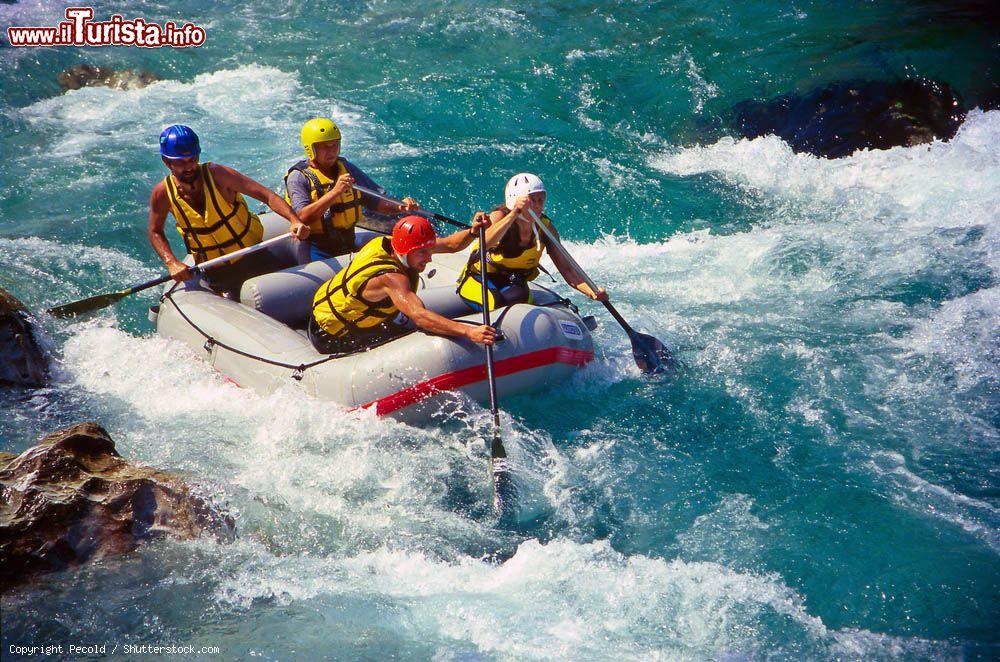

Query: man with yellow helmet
left=284, top=117, right=421, bottom=261
left=148, top=124, right=310, bottom=297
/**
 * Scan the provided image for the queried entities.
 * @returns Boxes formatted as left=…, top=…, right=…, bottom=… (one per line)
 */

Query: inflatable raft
left=153, top=214, right=596, bottom=423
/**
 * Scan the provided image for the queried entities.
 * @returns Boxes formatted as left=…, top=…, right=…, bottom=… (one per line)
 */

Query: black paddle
left=47, top=233, right=292, bottom=318
left=351, top=184, right=472, bottom=230
left=354, top=184, right=672, bottom=373
left=354, top=185, right=517, bottom=511
left=528, top=210, right=675, bottom=374
left=477, top=224, right=515, bottom=516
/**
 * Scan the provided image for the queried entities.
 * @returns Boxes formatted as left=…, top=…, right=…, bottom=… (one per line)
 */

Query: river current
left=1, top=1, right=997, bottom=659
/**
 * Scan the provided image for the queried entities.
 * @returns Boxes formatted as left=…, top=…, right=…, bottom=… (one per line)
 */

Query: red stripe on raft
left=356, top=346, right=594, bottom=416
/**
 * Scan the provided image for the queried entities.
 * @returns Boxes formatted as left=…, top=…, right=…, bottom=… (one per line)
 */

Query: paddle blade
left=47, top=291, right=127, bottom=318
left=490, top=434, right=516, bottom=517
left=491, top=459, right=516, bottom=517
left=630, top=330, right=676, bottom=375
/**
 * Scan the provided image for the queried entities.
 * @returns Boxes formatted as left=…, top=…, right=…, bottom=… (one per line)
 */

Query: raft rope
left=161, top=282, right=360, bottom=380
left=161, top=285, right=505, bottom=380
left=529, top=281, right=579, bottom=315
left=160, top=260, right=576, bottom=382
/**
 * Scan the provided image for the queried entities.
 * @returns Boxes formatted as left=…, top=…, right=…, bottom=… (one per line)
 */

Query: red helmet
left=391, top=215, right=436, bottom=255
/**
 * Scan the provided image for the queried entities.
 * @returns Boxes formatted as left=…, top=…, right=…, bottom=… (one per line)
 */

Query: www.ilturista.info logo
left=6, top=7, right=206, bottom=48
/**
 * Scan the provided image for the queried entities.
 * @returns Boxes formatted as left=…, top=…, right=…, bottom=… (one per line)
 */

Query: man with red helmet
left=309, top=214, right=495, bottom=354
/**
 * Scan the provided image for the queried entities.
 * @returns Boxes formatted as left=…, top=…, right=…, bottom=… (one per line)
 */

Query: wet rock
left=976, top=86, right=1000, bottom=112
left=905, top=0, right=1000, bottom=25
left=732, top=79, right=966, bottom=158
left=0, top=422, right=234, bottom=591
left=0, top=287, right=49, bottom=387
left=58, top=64, right=160, bottom=92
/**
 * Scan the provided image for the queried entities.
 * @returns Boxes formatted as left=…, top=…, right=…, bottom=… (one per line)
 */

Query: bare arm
left=372, top=195, right=420, bottom=215
left=543, top=222, right=607, bottom=301
left=371, top=273, right=495, bottom=344
left=210, top=164, right=309, bottom=239
left=431, top=212, right=491, bottom=254
left=482, top=194, right=536, bottom=249
left=482, top=208, right=519, bottom=249
left=148, top=183, right=193, bottom=281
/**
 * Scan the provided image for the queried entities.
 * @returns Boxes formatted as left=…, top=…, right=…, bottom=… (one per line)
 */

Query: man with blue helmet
left=148, top=124, right=310, bottom=296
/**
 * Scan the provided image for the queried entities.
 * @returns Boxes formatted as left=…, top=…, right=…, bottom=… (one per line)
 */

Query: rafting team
left=148, top=121, right=606, bottom=356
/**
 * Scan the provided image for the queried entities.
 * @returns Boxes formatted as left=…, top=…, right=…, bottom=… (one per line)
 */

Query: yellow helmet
left=301, top=118, right=342, bottom=160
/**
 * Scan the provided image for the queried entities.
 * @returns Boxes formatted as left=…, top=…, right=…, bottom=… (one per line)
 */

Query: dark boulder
left=0, top=423, right=234, bottom=591
left=905, top=0, right=1000, bottom=25
left=976, top=86, right=1000, bottom=112
left=0, top=287, right=49, bottom=387
left=732, top=79, right=966, bottom=158
left=58, top=64, right=160, bottom=92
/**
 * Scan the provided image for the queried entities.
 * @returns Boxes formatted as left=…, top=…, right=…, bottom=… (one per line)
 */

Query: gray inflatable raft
left=153, top=213, right=595, bottom=423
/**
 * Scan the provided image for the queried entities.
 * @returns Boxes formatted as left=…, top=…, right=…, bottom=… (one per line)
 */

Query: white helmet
left=504, top=172, right=546, bottom=210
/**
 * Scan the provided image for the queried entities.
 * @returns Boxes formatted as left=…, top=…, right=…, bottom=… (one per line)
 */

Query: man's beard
left=177, top=169, right=199, bottom=184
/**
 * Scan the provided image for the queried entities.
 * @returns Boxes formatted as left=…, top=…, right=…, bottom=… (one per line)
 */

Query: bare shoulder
left=380, top=271, right=411, bottom=290
left=363, top=270, right=408, bottom=304
left=208, top=162, right=239, bottom=183
left=543, top=216, right=559, bottom=236
left=149, top=180, right=169, bottom=208
left=208, top=162, right=250, bottom=199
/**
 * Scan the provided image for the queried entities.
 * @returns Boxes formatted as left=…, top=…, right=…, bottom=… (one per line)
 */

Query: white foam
left=0, top=236, right=157, bottom=308
left=675, top=494, right=770, bottom=566
left=565, top=48, right=614, bottom=61
left=444, top=8, right=530, bottom=36
left=652, top=110, right=1000, bottom=230
left=899, top=285, right=1000, bottom=392
left=669, top=48, right=719, bottom=113
left=574, top=82, right=604, bottom=131
left=206, top=536, right=952, bottom=659
left=870, top=452, right=1000, bottom=553
left=13, top=65, right=379, bottom=185
left=646, top=110, right=1000, bottom=549
left=648, top=112, right=1000, bottom=327
left=58, top=323, right=576, bottom=551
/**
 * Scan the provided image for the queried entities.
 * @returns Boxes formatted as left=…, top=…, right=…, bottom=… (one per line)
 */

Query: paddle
left=355, top=184, right=514, bottom=512
left=527, top=209, right=675, bottom=375
left=47, top=233, right=293, bottom=318
left=476, top=223, right=514, bottom=516
left=351, top=184, right=471, bottom=230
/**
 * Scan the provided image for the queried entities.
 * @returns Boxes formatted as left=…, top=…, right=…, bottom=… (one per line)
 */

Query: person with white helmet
left=284, top=117, right=421, bottom=261
left=456, top=173, right=607, bottom=310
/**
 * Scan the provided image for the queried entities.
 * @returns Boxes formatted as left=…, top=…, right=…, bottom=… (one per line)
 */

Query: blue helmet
left=159, top=124, right=201, bottom=160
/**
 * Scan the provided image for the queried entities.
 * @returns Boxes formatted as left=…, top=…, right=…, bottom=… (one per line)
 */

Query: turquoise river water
left=1, top=1, right=997, bottom=659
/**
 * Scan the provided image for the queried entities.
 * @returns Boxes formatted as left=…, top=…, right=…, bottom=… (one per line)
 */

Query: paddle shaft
left=478, top=226, right=502, bottom=432
left=147, top=232, right=293, bottom=292
left=47, top=232, right=292, bottom=317
left=351, top=184, right=471, bottom=230
left=526, top=209, right=637, bottom=334
left=478, top=224, right=511, bottom=515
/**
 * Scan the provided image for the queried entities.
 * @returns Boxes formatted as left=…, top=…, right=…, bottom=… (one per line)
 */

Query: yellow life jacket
left=456, top=211, right=553, bottom=308
left=312, top=236, right=419, bottom=337
left=283, top=158, right=364, bottom=255
left=164, top=163, right=264, bottom=264
left=467, top=211, right=555, bottom=280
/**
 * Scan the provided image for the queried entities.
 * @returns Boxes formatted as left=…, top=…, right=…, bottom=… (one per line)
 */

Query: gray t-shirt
left=285, top=158, right=384, bottom=213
